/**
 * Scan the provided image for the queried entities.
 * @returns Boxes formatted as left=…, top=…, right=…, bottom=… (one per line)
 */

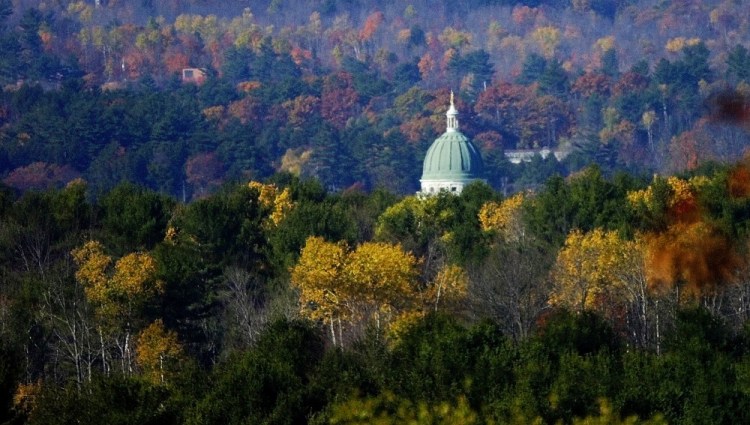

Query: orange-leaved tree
left=628, top=175, right=743, bottom=303
left=635, top=180, right=740, bottom=349
left=644, top=221, right=740, bottom=300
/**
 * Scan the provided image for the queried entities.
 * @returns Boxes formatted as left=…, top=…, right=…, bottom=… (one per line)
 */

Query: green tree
left=266, top=187, right=358, bottom=277
left=539, top=59, right=569, bottom=97
left=517, top=53, right=547, bottom=85
left=448, top=49, right=494, bottom=96
left=169, top=184, right=265, bottom=268
left=29, top=375, right=178, bottom=425
left=329, top=392, right=479, bottom=424
left=619, top=309, right=746, bottom=424
left=222, top=46, right=254, bottom=82
left=388, top=314, right=513, bottom=407
left=99, top=183, right=175, bottom=255
left=187, top=319, right=324, bottom=425
left=523, top=167, right=638, bottom=246
left=375, top=188, right=492, bottom=266
left=0, top=0, right=11, bottom=32
left=392, top=60, right=421, bottom=93
left=152, top=234, right=220, bottom=362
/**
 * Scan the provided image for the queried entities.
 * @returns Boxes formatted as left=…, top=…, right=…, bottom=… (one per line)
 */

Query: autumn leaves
left=548, top=172, right=748, bottom=340
left=71, top=240, right=182, bottom=384
left=550, top=229, right=640, bottom=314
left=67, top=171, right=750, bottom=356
left=291, top=237, right=467, bottom=346
left=288, top=170, right=750, bottom=350
left=292, top=237, right=416, bottom=346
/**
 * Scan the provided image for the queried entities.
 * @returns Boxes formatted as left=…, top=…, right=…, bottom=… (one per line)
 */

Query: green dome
left=421, top=130, right=484, bottom=180
left=418, top=91, right=485, bottom=195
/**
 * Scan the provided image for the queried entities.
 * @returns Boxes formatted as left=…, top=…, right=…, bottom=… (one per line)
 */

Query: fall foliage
left=291, top=236, right=420, bottom=345
left=249, top=180, right=295, bottom=227
left=479, top=192, right=526, bottom=242
left=4, top=162, right=750, bottom=423
left=550, top=228, right=636, bottom=314
left=135, top=319, right=184, bottom=384
left=72, top=241, right=163, bottom=321
left=628, top=174, right=744, bottom=300
left=644, top=222, right=740, bottom=299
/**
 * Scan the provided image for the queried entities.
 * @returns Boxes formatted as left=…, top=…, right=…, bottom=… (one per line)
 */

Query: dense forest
left=2, top=0, right=750, bottom=423
left=0, top=0, right=749, bottom=196
left=4, top=165, right=750, bottom=423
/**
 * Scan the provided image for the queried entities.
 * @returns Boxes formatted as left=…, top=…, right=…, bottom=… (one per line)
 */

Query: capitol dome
left=419, top=92, right=484, bottom=195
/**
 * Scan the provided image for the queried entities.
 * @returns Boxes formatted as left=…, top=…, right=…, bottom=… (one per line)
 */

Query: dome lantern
left=446, top=90, right=458, bottom=132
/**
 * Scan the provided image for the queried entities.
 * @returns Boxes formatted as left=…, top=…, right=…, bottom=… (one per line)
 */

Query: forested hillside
left=0, top=0, right=749, bottom=196
left=3, top=164, right=750, bottom=423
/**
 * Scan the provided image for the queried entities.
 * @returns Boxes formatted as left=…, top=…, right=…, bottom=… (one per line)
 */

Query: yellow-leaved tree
left=329, top=392, right=478, bottom=424
left=531, top=25, right=561, bottom=59
left=71, top=240, right=112, bottom=299
left=110, top=252, right=163, bottom=314
left=387, top=263, right=469, bottom=343
left=71, top=240, right=164, bottom=373
left=550, top=228, right=639, bottom=315
left=12, top=380, right=41, bottom=419
left=269, top=186, right=293, bottom=226
left=290, top=236, right=349, bottom=345
left=73, top=241, right=162, bottom=321
left=291, top=236, right=419, bottom=346
left=136, top=319, right=184, bottom=385
left=343, top=241, right=420, bottom=330
left=424, top=263, right=468, bottom=312
left=249, top=181, right=295, bottom=227
left=478, top=192, right=526, bottom=242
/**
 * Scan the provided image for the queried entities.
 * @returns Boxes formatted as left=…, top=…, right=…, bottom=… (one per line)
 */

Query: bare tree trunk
left=329, top=318, right=337, bottom=347
left=337, top=317, right=343, bottom=348
left=223, top=267, right=270, bottom=348
left=124, top=332, right=132, bottom=374
left=41, top=273, right=96, bottom=389
left=433, top=282, right=443, bottom=312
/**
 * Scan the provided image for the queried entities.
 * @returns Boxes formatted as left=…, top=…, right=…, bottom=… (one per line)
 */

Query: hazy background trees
left=1, top=0, right=749, bottom=197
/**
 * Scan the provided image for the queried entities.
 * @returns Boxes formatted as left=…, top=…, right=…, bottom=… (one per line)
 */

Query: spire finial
left=446, top=89, right=459, bottom=131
